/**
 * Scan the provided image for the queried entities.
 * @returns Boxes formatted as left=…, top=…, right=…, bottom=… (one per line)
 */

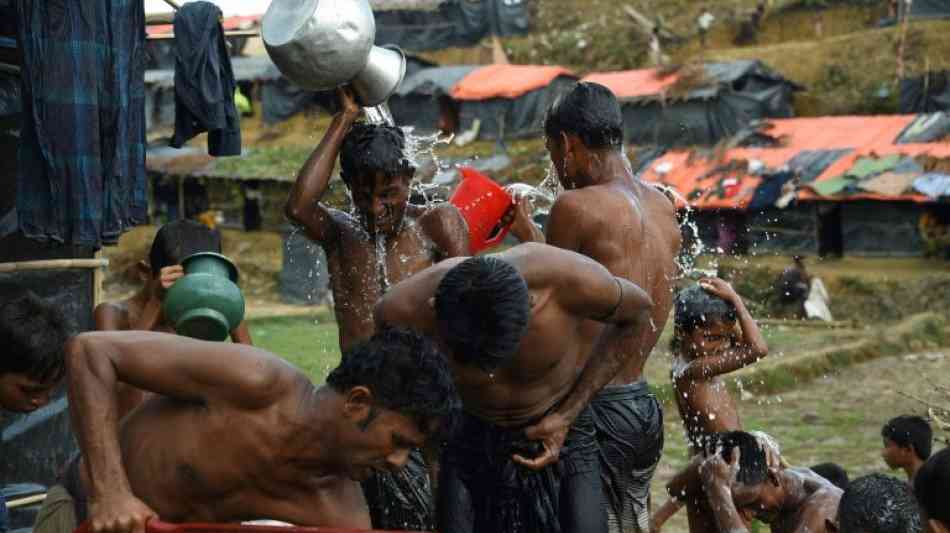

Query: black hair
left=326, top=327, right=459, bottom=436
left=0, top=286, right=71, bottom=383
left=810, top=462, right=850, bottom=490
left=839, top=473, right=922, bottom=533
left=673, top=284, right=738, bottom=333
left=914, top=447, right=950, bottom=525
left=544, top=82, right=624, bottom=150
left=339, top=123, right=416, bottom=189
left=149, top=220, right=222, bottom=276
left=434, top=257, right=530, bottom=372
left=882, top=415, right=933, bottom=461
left=706, top=431, right=768, bottom=486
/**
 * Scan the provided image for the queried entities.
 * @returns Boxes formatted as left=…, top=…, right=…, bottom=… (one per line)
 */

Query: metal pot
left=262, top=0, right=376, bottom=91
left=262, top=0, right=407, bottom=106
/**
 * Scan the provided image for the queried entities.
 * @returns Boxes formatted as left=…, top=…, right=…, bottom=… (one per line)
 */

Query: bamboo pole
left=0, top=258, right=109, bottom=273
left=146, top=29, right=260, bottom=40
left=6, top=493, right=46, bottom=509
left=93, top=250, right=105, bottom=307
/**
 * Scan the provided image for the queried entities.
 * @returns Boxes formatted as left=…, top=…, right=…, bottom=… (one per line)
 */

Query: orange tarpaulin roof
left=451, top=65, right=576, bottom=101
left=640, top=147, right=803, bottom=210
left=582, top=69, right=680, bottom=100
left=763, top=115, right=916, bottom=150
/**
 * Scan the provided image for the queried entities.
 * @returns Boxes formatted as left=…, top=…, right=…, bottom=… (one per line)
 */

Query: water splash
left=364, top=103, right=395, bottom=126
left=375, top=233, right=391, bottom=292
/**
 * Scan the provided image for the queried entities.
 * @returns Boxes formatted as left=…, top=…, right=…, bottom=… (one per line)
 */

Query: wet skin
left=701, top=451, right=842, bottom=533
left=511, top=135, right=681, bottom=385
left=285, top=91, right=470, bottom=352
left=66, top=331, right=430, bottom=533
left=95, top=264, right=253, bottom=420
left=375, top=243, right=653, bottom=467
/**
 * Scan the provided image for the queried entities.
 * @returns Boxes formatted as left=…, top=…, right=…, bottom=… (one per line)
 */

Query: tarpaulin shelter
left=373, top=0, right=530, bottom=52
left=389, top=65, right=478, bottom=133
left=450, top=64, right=578, bottom=139
left=583, top=61, right=803, bottom=148
left=638, top=114, right=950, bottom=257
left=899, top=0, right=950, bottom=20
left=901, top=72, right=950, bottom=113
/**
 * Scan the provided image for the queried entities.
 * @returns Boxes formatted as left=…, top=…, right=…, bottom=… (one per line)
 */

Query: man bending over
left=36, top=328, right=457, bottom=533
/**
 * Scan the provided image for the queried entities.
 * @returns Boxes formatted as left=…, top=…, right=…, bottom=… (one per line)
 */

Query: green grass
left=248, top=313, right=342, bottom=382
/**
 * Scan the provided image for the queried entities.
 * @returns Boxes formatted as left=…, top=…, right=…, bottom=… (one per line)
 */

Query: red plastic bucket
left=449, top=167, right=514, bottom=253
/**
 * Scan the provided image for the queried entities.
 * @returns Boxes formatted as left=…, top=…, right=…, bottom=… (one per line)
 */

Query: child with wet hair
left=652, top=278, right=768, bottom=533
left=880, top=415, right=933, bottom=483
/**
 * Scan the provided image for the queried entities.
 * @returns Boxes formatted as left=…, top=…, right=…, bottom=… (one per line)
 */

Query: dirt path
left=652, top=349, right=949, bottom=532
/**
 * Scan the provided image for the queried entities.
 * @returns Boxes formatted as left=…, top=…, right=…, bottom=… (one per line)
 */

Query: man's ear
left=824, top=518, right=838, bottom=533
left=342, top=385, right=374, bottom=423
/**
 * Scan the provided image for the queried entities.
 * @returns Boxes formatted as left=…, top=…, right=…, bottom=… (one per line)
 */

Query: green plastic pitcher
left=162, top=252, right=246, bottom=341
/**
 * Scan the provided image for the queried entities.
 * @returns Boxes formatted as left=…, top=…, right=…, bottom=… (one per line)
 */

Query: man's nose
left=386, top=448, right=411, bottom=470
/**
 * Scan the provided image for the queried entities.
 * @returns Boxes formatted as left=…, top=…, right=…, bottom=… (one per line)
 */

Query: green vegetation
left=248, top=312, right=342, bottom=381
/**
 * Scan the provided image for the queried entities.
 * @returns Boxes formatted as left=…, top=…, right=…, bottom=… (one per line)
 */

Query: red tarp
left=582, top=69, right=680, bottom=100
left=451, top=64, right=576, bottom=101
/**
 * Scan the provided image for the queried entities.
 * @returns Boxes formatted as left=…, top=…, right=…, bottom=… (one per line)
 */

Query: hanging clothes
left=15, top=0, right=148, bottom=247
left=170, top=1, right=242, bottom=156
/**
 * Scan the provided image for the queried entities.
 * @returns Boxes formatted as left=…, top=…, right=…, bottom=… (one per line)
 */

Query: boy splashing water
left=653, top=278, right=768, bottom=532
left=285, top=88, right=469, bottom=531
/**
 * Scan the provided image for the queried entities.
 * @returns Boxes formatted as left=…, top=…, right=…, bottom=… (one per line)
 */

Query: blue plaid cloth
left=15, top=0, right=147, bottom=247
left=0, top=492, right=7, bottom=533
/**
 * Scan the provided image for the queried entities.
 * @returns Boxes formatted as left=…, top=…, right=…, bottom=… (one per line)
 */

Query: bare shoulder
left=94, top=300, right=130, bottom=330
left=502, top=242, right=605, bottom=283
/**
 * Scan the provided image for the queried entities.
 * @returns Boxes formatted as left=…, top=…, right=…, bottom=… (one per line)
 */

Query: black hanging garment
left=170, top=1, right=241, bottom=156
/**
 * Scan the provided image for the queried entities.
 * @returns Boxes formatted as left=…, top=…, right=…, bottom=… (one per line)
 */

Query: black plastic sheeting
left=622, top=61, right=801, bottom=148
left=746, top=205, right=820, bottom=255
left=390, top=65, right=478, bottom=133
left=279, top=226, right=331, bottom=305
left=0, top=69, right=19, bottom=118
left=375, top=0, right=529, bottom=52
left=902, top=0, right=950, bottom=19
left=900, top=72, right=950, bottom=113
left=786, top=149, right=853, bottom=183
left=457, top=75, right=576, bottom=140
left=840, top=201, right=925, bottom=257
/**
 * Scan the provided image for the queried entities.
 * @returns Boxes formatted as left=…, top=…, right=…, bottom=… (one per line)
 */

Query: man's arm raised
left=284, top=88, right=361, bottom=245
left=513, top=247, right=652, bottom=469
left=66, top=332, right=297, bottom=533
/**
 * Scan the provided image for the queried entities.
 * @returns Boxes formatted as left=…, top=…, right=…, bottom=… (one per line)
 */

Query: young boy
left=652, top=277, right=768, bottom=532
left=94, top=220, right=252, bottom=418
left=284, top=88, right=469, bottom=530
left=1, top=286, right=71, bottom=533
left=881, top=415, right=933, bottom=483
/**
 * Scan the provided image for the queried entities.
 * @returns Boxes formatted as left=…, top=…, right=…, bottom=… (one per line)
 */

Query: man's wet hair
left=673, top=284, right=738, bottom=333
left=544, top=82, right=624, bottom=150
left=882, top=415, right=933, bottom=461
left=149, top=220, right=222, bottom=276
left=434, top=256, right=530, bottom=372
left=810, top=462, right=849, bottom=490
left=914, top=447, right=950, bottom=526
left=706, top=431, right=768, bottom=485
left=0, top=285, right=71, bottom=383
left=339, top=123, right=416, bottom=189
left=326, top=327, right=459, bottom=436
left=838, top=474, right=921, bottom=533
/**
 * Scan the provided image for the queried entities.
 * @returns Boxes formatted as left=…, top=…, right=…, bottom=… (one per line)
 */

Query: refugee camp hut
left=389, top=65, right=479, bottom=134
left=583, top=60, right=802, bottom=148
left=450, top=64, right=578, bottom=140
left=899, top=0, right=950, bottom=21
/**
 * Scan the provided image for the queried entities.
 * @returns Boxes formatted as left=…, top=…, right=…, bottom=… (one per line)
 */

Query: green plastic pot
left=162, top=252, right=245, bottom=341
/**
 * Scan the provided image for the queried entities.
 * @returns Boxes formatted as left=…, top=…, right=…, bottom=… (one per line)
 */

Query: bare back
left=76, top=374, right=369, bottom=528
left=549, top=178, right=680, bottom=383
left=672, top=369, right=741, bottom=449
left=323, top=203, right=468, bottom=351
left=770, top=470, right=842, bottom=533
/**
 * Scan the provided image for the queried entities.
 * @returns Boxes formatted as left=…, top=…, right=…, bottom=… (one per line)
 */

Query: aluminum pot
left=351, top=44, right=407, bottom=106
left=262, top=0, right=376, bottom=91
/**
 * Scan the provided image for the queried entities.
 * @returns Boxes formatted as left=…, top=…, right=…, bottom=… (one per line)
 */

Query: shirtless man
left=284, top=88, right=469, bottom=531
left=94, top=220, right=252, bottom=418
left=700, top=431, right=841, bottom=533
left=375, top=243, right=654, bottom=533
left=45, top=328, right=457, bottom=533
left=284, top=88, right=469, bottom=351
left=509, top=81, right=680, bottom=532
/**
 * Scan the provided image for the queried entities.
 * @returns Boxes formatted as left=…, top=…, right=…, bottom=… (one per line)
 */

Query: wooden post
left=93, top=250, right=105, bottom=308
left=0, top=258, right=109, bottom=273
